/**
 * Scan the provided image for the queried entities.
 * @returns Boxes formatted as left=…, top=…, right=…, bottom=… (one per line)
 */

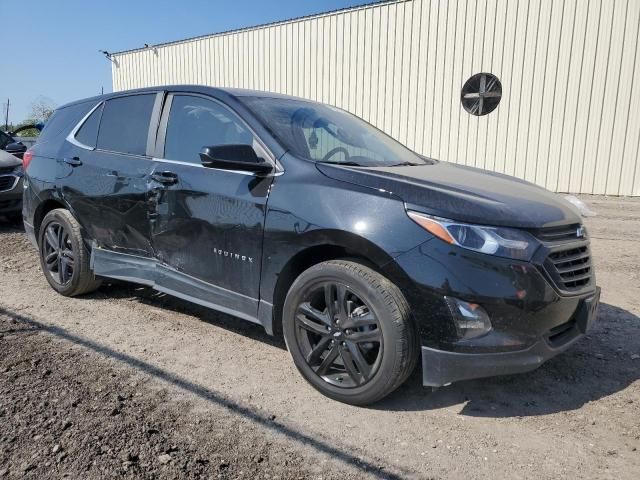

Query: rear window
left=75, top=103, right=103, bottom=148
left=97, top=94, right=155, bottom=156
left=38, top=101, right=95, bottom=145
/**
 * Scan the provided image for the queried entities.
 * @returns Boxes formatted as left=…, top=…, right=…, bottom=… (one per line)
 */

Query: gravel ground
left=0, top=195, right=639, bottom=479
left=0, top=320, right=331, bottom=479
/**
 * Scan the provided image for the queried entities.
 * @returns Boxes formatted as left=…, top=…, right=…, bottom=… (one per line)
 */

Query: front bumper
left=422, top=287, right=601, bottom=386
left=422, top=340, right=573, bottom=387
left=384, top=236, right=601, bottom=387
left=0, top=173, right=23, bottom=216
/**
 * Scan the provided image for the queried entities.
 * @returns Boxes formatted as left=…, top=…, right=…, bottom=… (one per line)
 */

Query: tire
left=38, top=208, right=102, bottom=297
left=283, top=260, right=417, bottom=405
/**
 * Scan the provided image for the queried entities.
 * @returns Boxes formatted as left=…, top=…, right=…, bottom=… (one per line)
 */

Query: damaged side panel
left=146, top=160, right=274, bottom=302
left=91, top=247, right=262, bottom=326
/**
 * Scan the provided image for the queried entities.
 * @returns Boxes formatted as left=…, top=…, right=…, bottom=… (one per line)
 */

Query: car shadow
left=88, top=280, right=640, bottom=418
left=83, top=281, right=287, bottom=350
left=377, top=302, right=640, bottom=417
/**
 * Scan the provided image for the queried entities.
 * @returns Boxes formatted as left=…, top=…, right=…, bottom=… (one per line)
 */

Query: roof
left=55, top=85, right=319, bottom=111
left=111, top=0, right=403, bottom=56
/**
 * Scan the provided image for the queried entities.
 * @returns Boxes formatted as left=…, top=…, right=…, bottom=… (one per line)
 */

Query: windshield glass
left=238, top=96, right=428, bottom=167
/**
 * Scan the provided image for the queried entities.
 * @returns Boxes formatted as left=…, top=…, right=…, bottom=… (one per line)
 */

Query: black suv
left=22, top=86, right=600, bottom=405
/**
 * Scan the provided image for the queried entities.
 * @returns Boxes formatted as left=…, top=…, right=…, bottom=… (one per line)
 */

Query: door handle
left=151, top=171, right=178, bottom=185
left=63, top=157, right=82, bottom=166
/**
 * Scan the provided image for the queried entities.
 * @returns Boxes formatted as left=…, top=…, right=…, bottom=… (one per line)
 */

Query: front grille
left=545, top=244, right=593, bottom=291
left=535, top=224, right=582, bottom=242
left=549, top=246, right=592, bottom=289
left=535, top=224, right=594, bottom=293
left=0, top=175, right=17, bottom=192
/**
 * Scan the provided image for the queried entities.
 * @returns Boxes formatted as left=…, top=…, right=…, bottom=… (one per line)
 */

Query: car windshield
left=238, top=96, right=429, bottom=167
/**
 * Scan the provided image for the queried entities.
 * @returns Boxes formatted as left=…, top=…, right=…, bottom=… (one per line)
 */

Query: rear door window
left=97, top=94, right=155, bottom=156
left=75, top=103, right=103, bottom=148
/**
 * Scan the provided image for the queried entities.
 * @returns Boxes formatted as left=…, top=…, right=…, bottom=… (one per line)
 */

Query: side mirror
left=199, top=144, right=273, bottom=175
left=5, top=142, right=27, bottom=155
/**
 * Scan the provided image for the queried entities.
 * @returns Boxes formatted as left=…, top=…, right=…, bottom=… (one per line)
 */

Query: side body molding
left=90, top=246, right=272, bottom=331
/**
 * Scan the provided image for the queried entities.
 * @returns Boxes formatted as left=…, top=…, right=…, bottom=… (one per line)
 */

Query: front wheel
left=283, top=260, right=417, bottom=405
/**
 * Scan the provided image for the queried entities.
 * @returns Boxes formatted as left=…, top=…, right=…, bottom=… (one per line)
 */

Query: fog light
left=444, top=297, right=492, bottom=340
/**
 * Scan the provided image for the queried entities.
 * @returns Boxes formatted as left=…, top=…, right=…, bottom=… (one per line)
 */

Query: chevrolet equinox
left=22, top=86, right=600, bottom=405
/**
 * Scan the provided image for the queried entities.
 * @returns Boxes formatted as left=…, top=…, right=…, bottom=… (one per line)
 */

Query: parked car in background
left=21, top=86, right=600, bottom=405
left=0, top=148, right=24, bottom=222
left=1, top=124, right=43, bottom=159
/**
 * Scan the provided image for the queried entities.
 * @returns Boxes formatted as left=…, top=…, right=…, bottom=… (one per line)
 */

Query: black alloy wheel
left=294, top=282, right=383, bottom=388
left=42, top=221, right=75, bottom=286
left=283, top=260, right=417, bottom=405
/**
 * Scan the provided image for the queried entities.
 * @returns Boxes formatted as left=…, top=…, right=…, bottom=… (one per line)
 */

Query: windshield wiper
left=321, top=161, right=364, bottom=167
left=389, top=161, right=420, bottom=166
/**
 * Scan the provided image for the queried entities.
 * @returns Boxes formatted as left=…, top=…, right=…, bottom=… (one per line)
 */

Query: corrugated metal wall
left=112, top=0, right=640, bottom=196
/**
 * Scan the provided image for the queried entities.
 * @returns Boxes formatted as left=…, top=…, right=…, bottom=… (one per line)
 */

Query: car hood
left=316, top=161, right=582, bottom=229
left=0, top=149, right=21, bottom=168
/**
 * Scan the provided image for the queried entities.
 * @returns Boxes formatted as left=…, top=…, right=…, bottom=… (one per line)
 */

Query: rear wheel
left=283, top=260, right=417, bottom=405
left=38, top=208, right=101, bottom=296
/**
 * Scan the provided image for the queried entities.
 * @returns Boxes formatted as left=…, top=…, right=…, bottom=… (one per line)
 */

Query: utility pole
left=3, top=98, right=8, bottom=131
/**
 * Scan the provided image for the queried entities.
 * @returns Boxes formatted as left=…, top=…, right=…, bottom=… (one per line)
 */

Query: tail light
left=22, top=149, right=34, bottom=171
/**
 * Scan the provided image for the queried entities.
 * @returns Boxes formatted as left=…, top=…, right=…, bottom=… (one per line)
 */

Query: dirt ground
left=0, top=195, right=639, bottom=480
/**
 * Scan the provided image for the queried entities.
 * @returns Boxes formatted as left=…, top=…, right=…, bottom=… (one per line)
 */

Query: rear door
left=148, top=93, right=276, bottom=313
left=58, top=92, right=163, bottom=256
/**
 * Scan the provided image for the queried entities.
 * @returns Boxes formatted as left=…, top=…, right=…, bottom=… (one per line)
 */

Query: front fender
left=259, top=155, right=433, bottom=306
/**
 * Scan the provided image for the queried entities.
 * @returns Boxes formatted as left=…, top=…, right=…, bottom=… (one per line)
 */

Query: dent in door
left=148, top=166, right=273, bottom=298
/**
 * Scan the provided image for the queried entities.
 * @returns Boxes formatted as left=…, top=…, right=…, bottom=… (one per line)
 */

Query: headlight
left=13, top=164, right=24, bottom=174
left=407, top=211, right=539, bottom=261
left=563, top=194, right=596, bottom=217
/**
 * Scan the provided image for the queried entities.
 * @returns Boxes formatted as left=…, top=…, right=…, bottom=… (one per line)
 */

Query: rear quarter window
left=38, top=101, right=96, bottom=145
left=75, top=103, right=104, bottom=149
left=97, top=94, right=155, bottom=156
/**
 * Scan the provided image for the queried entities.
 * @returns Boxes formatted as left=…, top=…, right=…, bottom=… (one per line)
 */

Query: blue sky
left=0, top=0, right=375, bottom=124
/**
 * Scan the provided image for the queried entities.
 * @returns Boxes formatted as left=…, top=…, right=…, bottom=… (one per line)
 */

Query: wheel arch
left=268, top=231, right=411, bottom=338
left=33, top=199, right=68, bottom=239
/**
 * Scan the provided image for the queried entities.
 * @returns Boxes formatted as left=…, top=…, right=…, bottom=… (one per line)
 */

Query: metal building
left=111, top=0, right=640, bottom=196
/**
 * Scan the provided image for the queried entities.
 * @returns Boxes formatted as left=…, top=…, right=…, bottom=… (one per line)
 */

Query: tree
left=29, top=96, right=56, bottom=123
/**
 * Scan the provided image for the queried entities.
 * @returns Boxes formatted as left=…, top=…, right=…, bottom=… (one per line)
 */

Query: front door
left=149, top=93, right=275, bottom=316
